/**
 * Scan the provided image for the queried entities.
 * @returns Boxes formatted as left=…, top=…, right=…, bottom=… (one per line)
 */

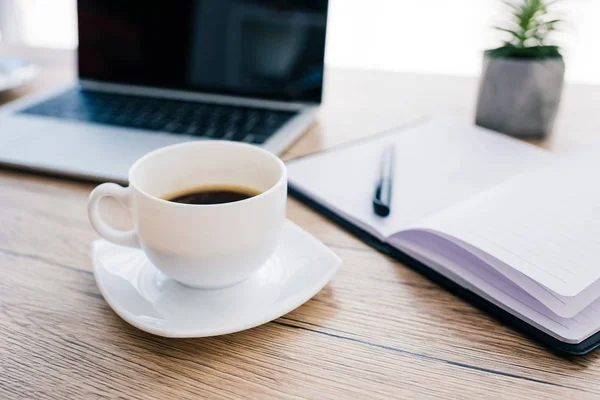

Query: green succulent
left=486, top=0, right=562, bottom=59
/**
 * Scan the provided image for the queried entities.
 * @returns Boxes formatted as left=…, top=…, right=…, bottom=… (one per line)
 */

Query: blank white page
left=419, top=145, right=600, bottom=297
left=287, top=118, right=551, bottom=238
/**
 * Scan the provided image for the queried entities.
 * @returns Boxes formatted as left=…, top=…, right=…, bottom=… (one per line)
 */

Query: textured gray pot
left=475, top=56, right=565, bottom=138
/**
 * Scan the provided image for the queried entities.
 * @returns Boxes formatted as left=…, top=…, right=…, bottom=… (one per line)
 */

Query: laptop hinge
left=79, top=80, right=318, bottom=111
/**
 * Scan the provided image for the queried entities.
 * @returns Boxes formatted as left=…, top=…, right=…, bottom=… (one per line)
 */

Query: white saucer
left=93, top=220, right=341, bottom=338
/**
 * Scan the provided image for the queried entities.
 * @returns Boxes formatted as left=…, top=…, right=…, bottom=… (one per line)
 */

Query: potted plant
left=475, top=0, right=564, bottom=138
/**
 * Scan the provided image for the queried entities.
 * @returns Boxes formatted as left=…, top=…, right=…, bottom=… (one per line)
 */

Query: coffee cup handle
left=88, top=183, right=140, bottom=248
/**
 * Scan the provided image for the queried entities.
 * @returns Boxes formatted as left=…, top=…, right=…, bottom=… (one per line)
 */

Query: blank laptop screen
left=78, top=0, right=328, bottom=103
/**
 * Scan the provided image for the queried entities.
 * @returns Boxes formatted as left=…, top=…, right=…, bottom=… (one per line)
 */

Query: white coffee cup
left=88, top=141, right=287, bottom=289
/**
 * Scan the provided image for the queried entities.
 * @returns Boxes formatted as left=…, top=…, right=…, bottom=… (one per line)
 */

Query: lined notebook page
left=419, top=145, right=600, bottom=297
left=287, top=118, right=551, bottom=238
left=393, top=230, right=600, bottom=343
left=425, top=230, right=600, bottom=318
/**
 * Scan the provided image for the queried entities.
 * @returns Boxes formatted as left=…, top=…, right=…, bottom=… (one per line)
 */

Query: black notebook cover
left=288, top=183, right=600, bottom=356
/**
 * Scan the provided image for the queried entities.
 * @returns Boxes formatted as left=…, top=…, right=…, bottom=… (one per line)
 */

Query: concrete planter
left=475, top=55, right=565, bottom=138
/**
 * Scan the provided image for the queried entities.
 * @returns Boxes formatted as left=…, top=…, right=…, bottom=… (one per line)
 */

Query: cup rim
left=127, top=141, right=287, bottom=208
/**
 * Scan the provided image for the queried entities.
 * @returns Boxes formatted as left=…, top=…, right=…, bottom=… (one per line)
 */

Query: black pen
left=372, top=144, right=395, bottom=217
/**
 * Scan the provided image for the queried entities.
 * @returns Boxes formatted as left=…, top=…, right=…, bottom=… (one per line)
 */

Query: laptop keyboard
left=19, top=88, right=298, bottom=144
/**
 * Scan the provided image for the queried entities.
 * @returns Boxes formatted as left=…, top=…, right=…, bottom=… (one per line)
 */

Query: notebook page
left=393, top=231, right=599, bottom=343
left=418, top=145, right=600, bottom=297
left=287, top=118, right=551, bottom=238
left=421, top=230, right=600, bottom=318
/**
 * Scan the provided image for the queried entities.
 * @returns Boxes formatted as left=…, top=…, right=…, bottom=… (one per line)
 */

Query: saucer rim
left=93, top=221, right=341, bottom=338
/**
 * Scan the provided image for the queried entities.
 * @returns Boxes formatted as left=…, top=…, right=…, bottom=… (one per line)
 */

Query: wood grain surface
left=2, top=44, right=600, bottom=399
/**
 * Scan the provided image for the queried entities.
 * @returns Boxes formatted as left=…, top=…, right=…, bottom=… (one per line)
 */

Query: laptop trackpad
left=0, top=115, right=192, bottom=182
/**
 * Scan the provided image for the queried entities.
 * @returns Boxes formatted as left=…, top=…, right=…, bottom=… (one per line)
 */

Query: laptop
left=0, top=0, right=328, bottom=183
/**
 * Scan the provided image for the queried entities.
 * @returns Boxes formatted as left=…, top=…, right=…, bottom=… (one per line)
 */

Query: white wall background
left=2, top=0, right=599, bottom=84
left=325, top=0, right=600, bottom=84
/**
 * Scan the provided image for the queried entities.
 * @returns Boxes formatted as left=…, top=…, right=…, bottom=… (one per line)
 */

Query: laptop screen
left=78, top=1, right=328, bottom=103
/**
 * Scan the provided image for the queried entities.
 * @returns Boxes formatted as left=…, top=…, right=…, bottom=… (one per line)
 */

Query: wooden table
left=3, top=44, right=600, bottom=399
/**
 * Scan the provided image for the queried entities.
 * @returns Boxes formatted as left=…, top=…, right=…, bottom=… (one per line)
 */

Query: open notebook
left=287, top=118, right=600, bottom=355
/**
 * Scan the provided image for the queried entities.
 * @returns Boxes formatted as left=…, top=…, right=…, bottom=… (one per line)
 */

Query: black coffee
left=164, top=185, right=260, bottom=205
